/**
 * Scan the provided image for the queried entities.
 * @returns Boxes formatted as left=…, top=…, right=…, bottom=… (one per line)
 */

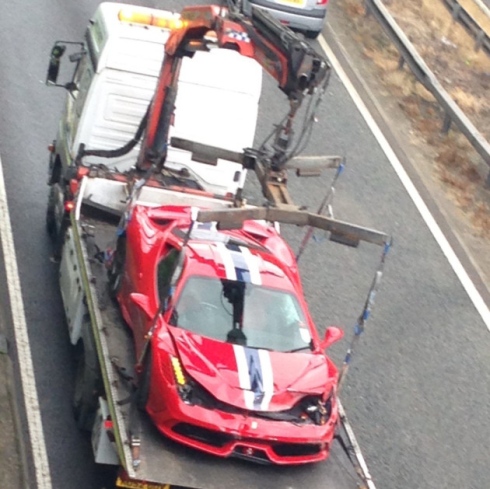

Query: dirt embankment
left=339, top=0, right=490, bottom=238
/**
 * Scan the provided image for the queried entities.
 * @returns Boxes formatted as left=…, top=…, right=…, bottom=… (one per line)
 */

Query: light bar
left=118, top=9, right=183, bottom=30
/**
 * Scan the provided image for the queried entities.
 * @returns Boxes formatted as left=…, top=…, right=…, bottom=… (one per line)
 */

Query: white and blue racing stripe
left=216, top=241, right=237, bottom=281
left=233, top=344, right=255, bottom=409
left=257, top=349, right=273, bottom=410
left=226, top=243, right=250, bottom=283
left=238, top=246, right=262, bottom=285
left=217, top=242, right=262, bottom=284
left=233, top=345, right=273, bottom=411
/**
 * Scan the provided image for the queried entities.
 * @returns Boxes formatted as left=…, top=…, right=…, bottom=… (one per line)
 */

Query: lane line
left=338, top=400, right=376, bottom=489
left=0, top=156, right=52, bottom=488
left=318, top=35, right=490, bottom=331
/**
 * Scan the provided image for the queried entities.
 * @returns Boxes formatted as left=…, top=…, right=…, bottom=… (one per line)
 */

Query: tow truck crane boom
left=139, top=3, right=330, bottom=172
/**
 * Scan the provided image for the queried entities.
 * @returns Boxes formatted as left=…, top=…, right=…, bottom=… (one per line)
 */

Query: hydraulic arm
left=138, top=3, right=331, bottom=172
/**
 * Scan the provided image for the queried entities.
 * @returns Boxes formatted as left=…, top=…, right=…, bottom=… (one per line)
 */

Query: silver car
left=250, top=0, right=329, bottom=38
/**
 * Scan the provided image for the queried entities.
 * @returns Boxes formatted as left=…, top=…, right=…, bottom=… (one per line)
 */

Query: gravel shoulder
left=0, top=338, right=23, bottom=488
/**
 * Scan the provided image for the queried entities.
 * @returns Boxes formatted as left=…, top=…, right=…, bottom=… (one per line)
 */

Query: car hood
left=168, top=328, right=333, bottom=412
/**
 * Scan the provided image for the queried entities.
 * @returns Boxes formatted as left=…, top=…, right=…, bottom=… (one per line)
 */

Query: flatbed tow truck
left=46, top=2, right=391, bottom=488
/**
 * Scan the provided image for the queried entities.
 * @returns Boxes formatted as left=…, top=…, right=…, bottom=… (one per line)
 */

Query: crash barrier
left=442, top=0, right=490, bottom=54
left=363, top=0, right=490, bottom=186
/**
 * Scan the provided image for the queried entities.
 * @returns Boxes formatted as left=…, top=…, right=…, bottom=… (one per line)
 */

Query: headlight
left=302, top=391, right=334, bottom=425
left=170, top=356, right=193, bottom=403
left=171, top=356, right=186, bottom=385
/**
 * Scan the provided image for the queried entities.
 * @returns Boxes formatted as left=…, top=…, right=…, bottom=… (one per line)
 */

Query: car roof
left=138, top=205, right=299, bottom=292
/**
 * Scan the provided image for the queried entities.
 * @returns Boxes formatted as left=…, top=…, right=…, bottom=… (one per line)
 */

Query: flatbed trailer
left=59, top=176, right=377, bottom=489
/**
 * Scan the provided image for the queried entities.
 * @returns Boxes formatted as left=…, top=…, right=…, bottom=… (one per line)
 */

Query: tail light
left=76, top=166, right=90, bottom=179
left=316, top=0, right=328, bottom=5
left=64, top=201, right=75, bottom=212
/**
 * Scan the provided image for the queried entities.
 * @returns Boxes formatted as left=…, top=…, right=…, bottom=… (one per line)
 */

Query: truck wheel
left=107, top=237, right=126, bottom=299
left=96, top=465, right=118, bottom=489
left=46, top=183, right=63, bottom=237
left=73, top=342, right=101, bottom=431
left=46, top=183, right=68, bottom=260
left=137, top=351, right=152, bottom=411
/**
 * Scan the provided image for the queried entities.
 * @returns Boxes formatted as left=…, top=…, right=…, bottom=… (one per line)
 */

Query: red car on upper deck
left=110, top=203, right=344, bottom=465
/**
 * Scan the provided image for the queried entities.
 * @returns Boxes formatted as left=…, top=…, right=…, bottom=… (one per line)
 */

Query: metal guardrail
left=443, top=0, right=490, bottom=54
left=363, top=0, right=490, bottom=185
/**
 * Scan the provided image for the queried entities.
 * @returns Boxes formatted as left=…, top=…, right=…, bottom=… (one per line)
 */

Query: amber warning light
left=118, top=8, right=183, bottom=30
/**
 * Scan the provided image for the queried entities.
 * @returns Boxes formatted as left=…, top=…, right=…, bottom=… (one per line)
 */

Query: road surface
left=0, top=1, right=489, bottom=488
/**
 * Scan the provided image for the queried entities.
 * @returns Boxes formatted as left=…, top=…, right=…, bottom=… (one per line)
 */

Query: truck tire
left=73, top=337, right=102, bottom=431
left=46, top=182, right=68, bottom=260
left=96, top=465, right=118, bottom=489
left=46, top=183, right=63, bottom=237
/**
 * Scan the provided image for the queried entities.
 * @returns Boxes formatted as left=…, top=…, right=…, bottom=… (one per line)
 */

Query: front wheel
left=46, top=183, right=68, bottom=260
left=46, top=183, right=64, bottom=238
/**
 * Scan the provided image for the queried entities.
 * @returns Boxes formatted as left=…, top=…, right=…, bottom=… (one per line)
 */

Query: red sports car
left=111, top=204, right=344, bottom=465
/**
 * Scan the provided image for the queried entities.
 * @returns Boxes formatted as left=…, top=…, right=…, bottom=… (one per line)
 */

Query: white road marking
left=318, top=35, right=490, bottom=331
left=0, top=156, right=52, bottom=488
left=337, top=400, right=376, bottom=489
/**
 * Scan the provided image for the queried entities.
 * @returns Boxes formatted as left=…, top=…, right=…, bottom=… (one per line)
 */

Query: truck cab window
left=66, top=55, right=93, bottom=144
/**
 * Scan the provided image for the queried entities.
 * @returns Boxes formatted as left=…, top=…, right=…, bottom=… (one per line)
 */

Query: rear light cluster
left=316, top=0, right=328, bottom=5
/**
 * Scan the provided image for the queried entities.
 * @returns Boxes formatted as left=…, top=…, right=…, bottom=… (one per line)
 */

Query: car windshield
left=169, top=277, right=312, bottom=352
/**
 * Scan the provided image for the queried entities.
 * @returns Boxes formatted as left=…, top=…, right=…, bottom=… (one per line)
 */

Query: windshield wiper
left=285, top=346, right=312, bottom=353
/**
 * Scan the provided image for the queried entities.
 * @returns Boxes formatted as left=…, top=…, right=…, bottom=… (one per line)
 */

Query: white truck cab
left=47, top=2, right=263, bottom=197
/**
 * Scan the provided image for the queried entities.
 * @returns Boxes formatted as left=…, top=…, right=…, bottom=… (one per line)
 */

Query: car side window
left=156, top=248, right=180, bottom=302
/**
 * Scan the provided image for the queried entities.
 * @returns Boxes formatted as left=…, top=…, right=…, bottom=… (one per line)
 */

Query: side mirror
left=130, top=293, right=153, bottom=320
left=321, top=326, right=344, bottom=350
left=46, top=44, right=67, bottom=85
left=46, top=41, right=85, bottom=89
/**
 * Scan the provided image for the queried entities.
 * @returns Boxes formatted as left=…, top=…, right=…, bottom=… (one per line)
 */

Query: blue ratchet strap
left=338, top=237, right=392, bottom=392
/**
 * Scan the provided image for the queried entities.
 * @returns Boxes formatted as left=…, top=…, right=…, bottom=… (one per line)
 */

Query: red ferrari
left=111, top=204, right=344, bottom=465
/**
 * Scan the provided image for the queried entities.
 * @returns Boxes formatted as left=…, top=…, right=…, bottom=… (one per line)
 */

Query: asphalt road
left=1, top=1, right=490, bottom=488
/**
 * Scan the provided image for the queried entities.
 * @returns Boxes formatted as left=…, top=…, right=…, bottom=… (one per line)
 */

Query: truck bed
left=77, top=207, right=367, bottom=489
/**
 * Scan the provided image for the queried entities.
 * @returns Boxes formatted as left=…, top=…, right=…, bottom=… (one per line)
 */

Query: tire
left=46, top=182, right=68, bottom=260
left=305, top=30, right=321, bottom=39
left=73, top=341, right=101, bottom=431
left=46, top=183, right=63, bottom=237
left=107, top=237, right=126, bottom=299
left=96, top=464, right=118, bottom=489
